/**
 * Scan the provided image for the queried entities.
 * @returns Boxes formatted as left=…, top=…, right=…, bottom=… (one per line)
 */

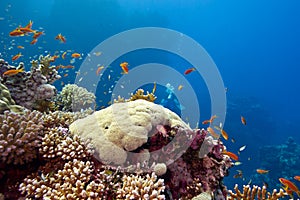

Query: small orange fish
left=9, top=28, right=25, bottom=37
left=223, top=151, right=239, bottom=161
left=55, top=33, right=66, bottom=43
left=96, top=65, right=104, bottom=76
left=12, top=52, right=22, bottom=61
left=17, top=45, right=24, bottom=49
left=19, top=27, right=35, bottom=33
left=33, top=31, right=43, bottom=39
left=63, top=73, right=68, bottom=77
left=294, top=176, right=300, bottom=181
left=3, top=68, right=24, bottom=76
left=241, top=116, right=246, bottom=125
left=120, top=62, right=129, bottom=74
left=71, top=53, right=81, bottom=58
left=30, top=38, right=38, bottom=45
left=61, top=51, right=67, bottom=59
left=221, top=129, right=228, bottom=140
left=62, top=65, right=74, bottom=69
left=256, top=169, right=269, bottom=174
left=184, top=67, right=196, bottom=75
left=207, top=127, right=219, bottom=139
left=279, top=178, right=300, bottom=197
left=202, top=115, right=217, bottom=125
left=49, top=55, right=59, bottom=62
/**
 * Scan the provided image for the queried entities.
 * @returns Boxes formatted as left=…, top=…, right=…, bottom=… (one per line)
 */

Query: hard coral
left=116, top=172, right=165, bottom=200
left=227, top=184, right=287, bottom=200
left=0, top=110, right=44, bottom=164
left=0, top=83, right=24, bottom=114
left=69, top=99, right=191, bottom=165
left=1, top=56, right=60, bottom=110
left=56, top=84, right=96, bottom=112
left=39, top=127, right=94, bottom=161
left=19, top=159, right=122, bottom=199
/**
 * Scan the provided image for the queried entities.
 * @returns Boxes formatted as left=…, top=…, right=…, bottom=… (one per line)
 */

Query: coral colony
left=0, top=58, right=290, bottom=199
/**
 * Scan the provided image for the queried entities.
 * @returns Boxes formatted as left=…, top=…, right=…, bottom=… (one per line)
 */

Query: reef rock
left=69, top=99, right=191, bottom=165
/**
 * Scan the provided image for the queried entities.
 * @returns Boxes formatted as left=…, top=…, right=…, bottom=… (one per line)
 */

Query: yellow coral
left=227, top=184, right=287, bottom=200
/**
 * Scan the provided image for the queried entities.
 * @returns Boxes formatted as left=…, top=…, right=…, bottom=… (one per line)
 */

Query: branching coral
left=39, top=127, right=94, bottom=161
left=42, top=109, right=94, bottom=129
left=227, top=184, right=287, bottom=200
left=56, top=84, right=96, bottom=112
left=128, top=88, right=157, bottom=102
left=0, top=110, right=44, bottom=164
left=116, top=172, right=165, bottom=200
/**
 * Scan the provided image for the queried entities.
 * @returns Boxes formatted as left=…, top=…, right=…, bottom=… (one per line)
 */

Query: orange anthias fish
left=220, top=129, right=229, bottom=140
left=71, top=53, right=81, bottom=58
left=55, top=33, right=66, bottom=43
left=30, top=38, right=38, bottom=45
left=256, top=169, right=269, bottom=174
left=241, top=116, right=247, bottom=125
left=279, top=178, right=300, bottom=197
left=3, top=68, right=24, bottom=76
left=96, top=65, right=104, bottom=76
left=61, top=51, right=67, bottom=59
left=294, top=176, right=300, bottom=181
left=9, top=28, right=25, bottom=37
left=202, top=115, right=217, bottom=125
left=184, top=67, right=196, bottom=75
left=222, top=151, right=239, bottom=161
left=207, top=127, right=219, bottom=139
left=49, top=55, right=59, bottom=62
left=33, top=31, right=43, bottom=39
left=120, top=62, right=129, bottom=74
left=17, top=45, right=24, bottom=49
left=12, top=53, right=22, bottom=61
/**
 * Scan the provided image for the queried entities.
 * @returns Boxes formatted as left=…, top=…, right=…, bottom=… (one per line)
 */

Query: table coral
left=0, top=56, right=60, bottom=110
left=69, top=99, right=191, bottom=165
left=56, top=84, right=96, bottom=112
left=0, top=110, right=44, bottom=165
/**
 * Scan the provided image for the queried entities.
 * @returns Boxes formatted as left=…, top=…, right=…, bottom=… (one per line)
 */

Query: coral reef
left=0, top=110, right=44, bottom=165
left=0, top=56, right=60, bottom=110
left=19, top=159, right=117, bottom=199
left=39, top=127, right=94, bottom=161
left=0, top=82, right=24, bottom=114
left=116, top=172, right=165, bottom=199
left=56, top=84, right=96, bottom=112
left=227, top=184, right=287, bottom=200
left=69, top=99, right=190, bottom=165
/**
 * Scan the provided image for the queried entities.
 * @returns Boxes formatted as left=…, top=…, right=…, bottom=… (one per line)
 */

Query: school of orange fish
left=4, top=18, right=300, bottom=198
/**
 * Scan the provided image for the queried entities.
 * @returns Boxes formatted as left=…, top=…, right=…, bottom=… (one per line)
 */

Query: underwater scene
left=0, top=0, right=300, bottom=199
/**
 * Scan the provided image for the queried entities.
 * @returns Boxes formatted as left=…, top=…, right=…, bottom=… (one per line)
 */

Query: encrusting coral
left=227, top=184, right=287, bottom=200
left=56, top=84, right=96, bottom=112
left=0, top=110, right=44, bottom=165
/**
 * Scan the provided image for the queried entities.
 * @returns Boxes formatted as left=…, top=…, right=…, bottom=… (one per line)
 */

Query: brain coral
left=69, top=99, right=191, bottom=165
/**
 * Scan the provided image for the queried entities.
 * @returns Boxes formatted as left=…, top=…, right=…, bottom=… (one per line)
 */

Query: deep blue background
left=1, top=0, right=299, bottom=192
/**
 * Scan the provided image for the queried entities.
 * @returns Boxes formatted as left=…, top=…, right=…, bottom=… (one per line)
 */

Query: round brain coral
left=0, top=110, right=44, bottom=164
left=69, top=99, right=191, bottom=165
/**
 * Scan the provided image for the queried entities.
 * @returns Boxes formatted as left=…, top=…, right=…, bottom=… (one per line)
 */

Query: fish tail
left=297, top=191, right=300, bottom=197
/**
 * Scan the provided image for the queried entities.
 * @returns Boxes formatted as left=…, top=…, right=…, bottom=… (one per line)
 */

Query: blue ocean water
left=1, top=0, right=300, bottom=194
